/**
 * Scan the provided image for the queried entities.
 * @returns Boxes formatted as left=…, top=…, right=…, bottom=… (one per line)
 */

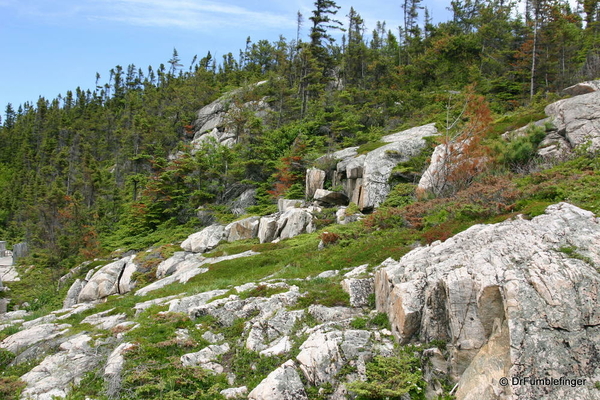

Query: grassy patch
left=293, top=277, right=351, bottom=309
left=226, top=348, right=286, bottom=390
left=357, top=141, right=387, bottom=154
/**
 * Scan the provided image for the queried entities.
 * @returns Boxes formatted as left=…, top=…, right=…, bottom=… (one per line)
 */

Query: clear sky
left=0, top=0, right=452, bottom=114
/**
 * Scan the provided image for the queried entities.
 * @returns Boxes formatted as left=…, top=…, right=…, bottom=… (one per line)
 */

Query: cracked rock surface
left=375, top=202, right=600, bottom=399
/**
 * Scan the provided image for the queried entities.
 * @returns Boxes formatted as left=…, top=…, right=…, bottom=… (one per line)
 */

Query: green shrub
left=350, top=317, right=368, bottom=329
left=381, top=183, right=416, bottom=208
left=0, top=348, right=15, bottom=369
left=0, top=376, right=25, bottom=400
left=347, top=348, right=426, bottom=399
left=495, top=124, right=546, bottom=170
left=370, top=313, right=391, bottom=330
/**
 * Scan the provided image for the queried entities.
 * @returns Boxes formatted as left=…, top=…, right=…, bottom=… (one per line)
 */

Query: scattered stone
left=341, top=278, right=374, bottom=307
left=308, top=305, right=363, bottom=323
left=133, top=295, right=180, bottom=315
left=181, top=343, right=230, bottom=367
left=202, top=331, right=225, bottom=344
left=259, top=336, right=293, bottom=356
left=104, top=342, right=136, bottom=398
left=220, top=386, right=248, bottom=399
left=81, top=309, right=128, bottom=330
left=136, top=252, right=257, bottom=296
left=343, top=264, right=369, bottom=278
left=246, top=309, right=304, bottom=352
left=248, top=360, right=308, bottom=400
left=316, top=270, right=339, bottom=279
left=169, top=290, right=230, bottom=315
left=20, top=333, right=102, bottom=400
left=296, top=328, right=372, bottom=385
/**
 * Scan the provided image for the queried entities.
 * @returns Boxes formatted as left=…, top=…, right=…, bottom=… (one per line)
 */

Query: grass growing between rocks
left=119, top=307, right=228, bottom=400
left=347, top=345, right=427, bottom=400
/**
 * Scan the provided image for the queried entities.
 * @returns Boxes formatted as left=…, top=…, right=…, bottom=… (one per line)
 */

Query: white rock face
left=258, top=215, right=279, bottom=243
left=305, top=168, right=326, bottom=199
left=20, top=333, right=101, bottom=400
left=225, top=216, right=260, bottom=242
left=248, top=360, right=308, bottom=400
left=135, top=251, right=257, bottom=296
left=104, top=342, right=136, bottom=397
left=77, top=257, right=133, bottom=303
left=562, top=79, right=600, bottom=96
left=246, top=309, right=304, bottom=353
left=181, top=224, right=226, bottom=253
left=331, top=123, right=438, bottom=210
left=545, top=90, right=600, bottom=151
left=277, top=208, right=315, bottom=241
left=220, top=386, right=248, bottom=399
left=181, top=343, right=230, bottom=367
left=375, top=202, right=600, bottom=399
left=81, top=309, right=128, bottom=330
left=191, top=91, right=271, bottom=151
left=0, top=323, right=70, bottom=354
left=341, top=278, right=374, bottom=307
left=167, top=289, right=230, bottom=314
left=296, top=328, right=373, bottom=385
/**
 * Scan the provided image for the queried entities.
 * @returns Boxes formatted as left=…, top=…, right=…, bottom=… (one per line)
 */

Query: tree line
left=0, top=0, right=597, bottom=266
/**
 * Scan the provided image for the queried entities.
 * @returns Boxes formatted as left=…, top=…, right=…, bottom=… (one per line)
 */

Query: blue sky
left=0, top=0, right=452, bottom=114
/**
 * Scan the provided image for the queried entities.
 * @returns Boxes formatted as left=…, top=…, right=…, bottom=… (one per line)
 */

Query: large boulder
left=77, top=256, right=135, bottom=303
left=562, top=80, right=600, bottom=96
left=225, top=216, right=260, bottom=242
left=331, top=123, right=438, bottom=211
left=277, top=208, right=316, bottom=241
left=375, top=202, right=600, bottom=399
left=545, top=90, right=600, bottom=151
left=181, top=224, right=226, bottom=253
left=63, top=279, right=85, bottom=308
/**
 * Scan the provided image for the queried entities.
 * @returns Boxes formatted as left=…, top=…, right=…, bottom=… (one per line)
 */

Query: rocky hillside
left=1, top=82, right=600, bottom=400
